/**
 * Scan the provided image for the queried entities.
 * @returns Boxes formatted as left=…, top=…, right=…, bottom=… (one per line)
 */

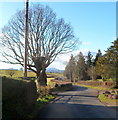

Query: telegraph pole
left=24, top=0, right=29, bottom=79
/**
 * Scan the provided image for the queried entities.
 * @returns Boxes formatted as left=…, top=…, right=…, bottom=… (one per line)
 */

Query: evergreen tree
left=96, top=39, right=118, bottom=84
left=86, top=51, right=93, bottom=67
left=64, top=54, right=76, bottom=82
left=86, top=51, right=93, bottom=80
left=105, top=39, right=118, bottom=86
left=76, top=52, right=87, bottom=81
left=93, top=49, right=102, bottom=66
left=96, top=55, right=110, bottom=81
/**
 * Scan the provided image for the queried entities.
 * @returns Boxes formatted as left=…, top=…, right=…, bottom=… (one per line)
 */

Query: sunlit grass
left=35, top=94, right=55, bottom=110
left=87, top=79, right=113, bottom=82
left=73, top=82, right=111, bottom=91
left=0, top=70, right=63, bottom=78
left=0, top=70, right=36, bottom=78
left=98, top=94, right=118, bottom=103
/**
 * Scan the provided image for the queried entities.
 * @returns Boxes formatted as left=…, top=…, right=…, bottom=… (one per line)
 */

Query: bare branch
left=0, top=4, right=79, bottom=78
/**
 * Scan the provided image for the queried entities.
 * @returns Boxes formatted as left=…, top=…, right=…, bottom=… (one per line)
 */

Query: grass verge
left=98, top=94, right=118, bottom=106
left=73, top=82, right=111, bottom=91
left=36, top=95, right=55, bottom=109
left=28, top=94, right=56, bottom=119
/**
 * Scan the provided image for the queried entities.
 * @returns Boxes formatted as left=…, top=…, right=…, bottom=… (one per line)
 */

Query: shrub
left=53, top=82, right=72, bottom=91
left=37, top=86, right=51, bottom=97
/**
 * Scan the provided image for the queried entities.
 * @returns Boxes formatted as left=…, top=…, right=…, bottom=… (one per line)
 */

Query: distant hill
left=46, top=68, right=64, bottom=73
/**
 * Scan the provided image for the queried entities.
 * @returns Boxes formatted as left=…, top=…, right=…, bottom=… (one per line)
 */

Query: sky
left=0, top=1, right=116, bottom=70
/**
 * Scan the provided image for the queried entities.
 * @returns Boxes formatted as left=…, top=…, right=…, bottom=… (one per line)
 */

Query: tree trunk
left=37, top=69, right=47, bottom=86
left=70, top=72, right=73, bottom=82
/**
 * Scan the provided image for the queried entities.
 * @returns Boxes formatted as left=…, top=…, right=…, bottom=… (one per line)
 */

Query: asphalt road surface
left=36, top=85, right=117, bottom=119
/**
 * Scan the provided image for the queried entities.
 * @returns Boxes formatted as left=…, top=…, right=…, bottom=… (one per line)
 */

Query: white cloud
left=0, top=62, right=21, bottom=70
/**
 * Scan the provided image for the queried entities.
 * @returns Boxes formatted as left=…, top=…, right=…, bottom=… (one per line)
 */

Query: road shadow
left=108, top=106, right=118, bottom=112
left=35, top=85, right=117, bottom=119
left=71, top=85, right=88, bottom=91
left=36, top=103, right=117, bottom=119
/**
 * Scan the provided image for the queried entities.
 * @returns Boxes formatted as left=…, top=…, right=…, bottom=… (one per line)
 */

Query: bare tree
left=0, top=4, right=79, bottom=86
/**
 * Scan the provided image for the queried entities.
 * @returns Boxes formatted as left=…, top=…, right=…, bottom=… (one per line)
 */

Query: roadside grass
left=87, top=79, right=113, bottom=82
left=36, top=95, right=55, bottom=109
left=98, top=94, right=118, bottom=105
left=73, top=82, right=111, bottom=91
left=88, top=79, right=103, bottom=82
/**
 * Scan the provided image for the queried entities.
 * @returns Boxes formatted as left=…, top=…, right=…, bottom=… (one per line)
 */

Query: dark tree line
left=64, top=39, right=118, bottom=86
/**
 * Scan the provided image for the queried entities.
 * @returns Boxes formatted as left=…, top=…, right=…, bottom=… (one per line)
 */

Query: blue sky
left=0, top=2, right=116, bottom=70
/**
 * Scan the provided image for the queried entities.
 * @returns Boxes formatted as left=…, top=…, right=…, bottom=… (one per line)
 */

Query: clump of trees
left=96, top=39, right=118, bottom=86
left=64, top=50, right=100, bottom=82
left=64, top=39, right=118, bottom=86
left=0, top=4, right=79, bottom=86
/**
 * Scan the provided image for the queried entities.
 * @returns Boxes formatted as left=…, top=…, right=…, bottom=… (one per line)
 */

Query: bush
left=53, top=82, right=72, bottom=91
left=2, top=76, right=38, bottom=120
left=37, top=86, right=51, bottom=97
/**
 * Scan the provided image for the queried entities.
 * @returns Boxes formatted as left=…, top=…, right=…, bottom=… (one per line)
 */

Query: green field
left=0, top=69, right=63, bottom=81
left=0, top=70, right=63, bottom=77
left=0, top=70, right=36, bottom=78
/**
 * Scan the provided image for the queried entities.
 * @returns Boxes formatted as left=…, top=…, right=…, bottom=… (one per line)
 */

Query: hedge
left=2, top=76, right=38, bottom=120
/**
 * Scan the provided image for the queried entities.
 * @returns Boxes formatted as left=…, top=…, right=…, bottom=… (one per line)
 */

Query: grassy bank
left=98, top=94, right=118, bottom=106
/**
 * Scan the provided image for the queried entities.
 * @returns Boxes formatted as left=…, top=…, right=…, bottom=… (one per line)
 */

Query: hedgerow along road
left=36, top=85, right=117, bottom=119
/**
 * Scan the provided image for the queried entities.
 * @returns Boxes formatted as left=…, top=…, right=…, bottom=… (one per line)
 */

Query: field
left=0, top=70, right=63, bottom=78
left=0, top=70, right=36, bottom=78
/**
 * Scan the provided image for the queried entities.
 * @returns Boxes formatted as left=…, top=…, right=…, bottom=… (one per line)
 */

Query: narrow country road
left=36, top=85, right=117, bottom=119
